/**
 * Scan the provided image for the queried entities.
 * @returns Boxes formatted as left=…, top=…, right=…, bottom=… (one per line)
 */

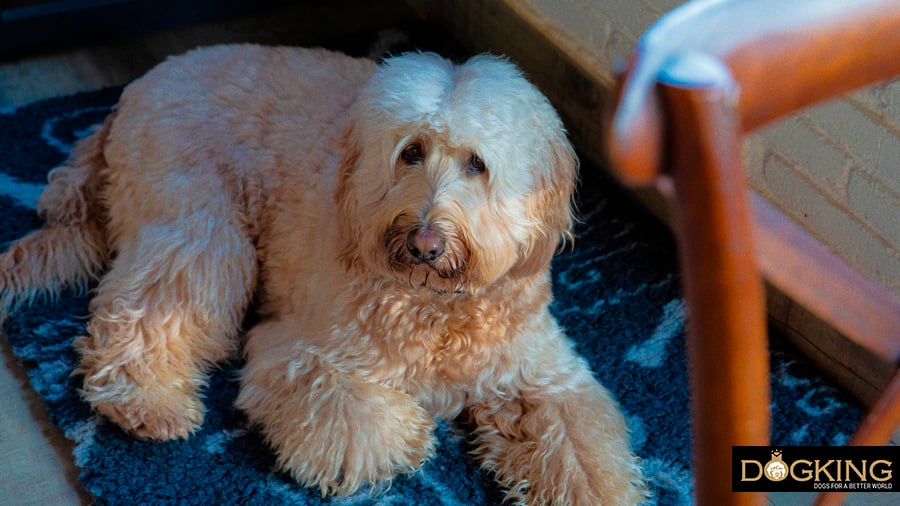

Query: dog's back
left=0, top=45, right=376, bottom=319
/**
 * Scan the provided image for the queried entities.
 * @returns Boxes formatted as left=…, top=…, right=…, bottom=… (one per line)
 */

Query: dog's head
left=336, top=53, right=577, bottom=294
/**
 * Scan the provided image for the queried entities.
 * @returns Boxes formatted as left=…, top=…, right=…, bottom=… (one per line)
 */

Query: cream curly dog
left=1, top=45, right=647, bottom=504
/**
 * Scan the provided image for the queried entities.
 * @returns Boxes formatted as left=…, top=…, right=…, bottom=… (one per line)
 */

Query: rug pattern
left=0, top=88, right=864, bottom=505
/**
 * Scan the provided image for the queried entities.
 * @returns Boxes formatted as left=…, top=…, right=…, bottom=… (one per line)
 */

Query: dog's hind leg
left=0, top=120, right=110, bottom=317
left=76, top=207, right=257, bottom=440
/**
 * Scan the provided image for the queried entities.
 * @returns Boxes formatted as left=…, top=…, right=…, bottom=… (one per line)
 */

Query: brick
left=847, top=169, right=900, bottom=250
left=760, top=154, right=900, bottom=297
left=803, top=98, right=900, bottom=195
left=848, top=78, right=900, bottom=130
left=755, top=116, right=850, bottom=194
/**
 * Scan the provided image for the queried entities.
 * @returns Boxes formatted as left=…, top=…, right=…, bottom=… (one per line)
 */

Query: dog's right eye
left=400, top=143, right=424, bottom=165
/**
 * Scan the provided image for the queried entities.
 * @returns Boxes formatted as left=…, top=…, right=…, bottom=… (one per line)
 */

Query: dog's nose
left=406, top=227, right=445, bottom=262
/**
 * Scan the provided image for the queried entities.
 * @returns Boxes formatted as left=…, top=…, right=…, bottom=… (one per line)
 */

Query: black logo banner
left=733, top=446, right=899, bottom=492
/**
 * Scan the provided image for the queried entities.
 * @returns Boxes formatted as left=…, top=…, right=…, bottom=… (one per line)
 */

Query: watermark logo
left=763, top=449, right=788, bottom=482
left=733, top=446, right=898, bottom=492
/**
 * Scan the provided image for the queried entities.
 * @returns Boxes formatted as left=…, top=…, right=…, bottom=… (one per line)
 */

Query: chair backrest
left=609, top=0, right=900, bottom=183
left=607, top=0, right=900, bottom=389
left=605, top=1, right=900, bottom=504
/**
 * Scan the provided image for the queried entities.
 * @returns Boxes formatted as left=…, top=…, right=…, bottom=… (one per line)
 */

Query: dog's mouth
left=384, top=220, right=470, bottom=294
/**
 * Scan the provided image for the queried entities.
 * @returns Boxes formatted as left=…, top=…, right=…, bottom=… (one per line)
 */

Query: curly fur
left=0, top=45, right=648, bottom=504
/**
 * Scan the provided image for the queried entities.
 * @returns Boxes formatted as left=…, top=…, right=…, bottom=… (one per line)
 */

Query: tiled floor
left=0, top=342, right=89, bottom=504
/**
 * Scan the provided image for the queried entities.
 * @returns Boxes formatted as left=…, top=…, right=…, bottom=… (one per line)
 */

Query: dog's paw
left=471, top=387, right=650, bottom=506
left=267, top=380, right=437, bottom=496
left=484, top=431, right=648, bottom=506
left=81, top=373, right=204, bottom=440
left=521, top=451, right=648, bottom=506
left=93, top=396, right=203, bottom=440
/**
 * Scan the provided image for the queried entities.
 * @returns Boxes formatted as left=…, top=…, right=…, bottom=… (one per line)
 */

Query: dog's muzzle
left=385, top=218, right=469, bottom=293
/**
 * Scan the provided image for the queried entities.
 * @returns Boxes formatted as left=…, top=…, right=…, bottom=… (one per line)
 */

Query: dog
left=0, top=45, right=648, bottom=505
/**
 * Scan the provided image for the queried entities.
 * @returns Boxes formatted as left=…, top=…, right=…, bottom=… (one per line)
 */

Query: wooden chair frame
left=605, top=0, right=900, bottom=504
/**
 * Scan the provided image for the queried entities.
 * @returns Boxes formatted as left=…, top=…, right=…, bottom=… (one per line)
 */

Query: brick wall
left=746, top=80, right=900, bottom=298
left=521, top=0, right=900, bottom=299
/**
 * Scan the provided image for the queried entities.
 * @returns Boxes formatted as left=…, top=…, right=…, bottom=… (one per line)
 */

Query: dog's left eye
left=401, top=143, right=424, bottom=165
left=467, top=154, right=487, bottom=175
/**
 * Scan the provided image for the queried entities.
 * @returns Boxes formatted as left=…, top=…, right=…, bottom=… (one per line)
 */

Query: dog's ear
left=335, top=125, right=363, bottom=271
left=509, top=136, right=578, bottom=279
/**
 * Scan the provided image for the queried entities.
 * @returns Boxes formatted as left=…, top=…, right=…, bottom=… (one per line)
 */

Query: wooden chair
left=604, top=0, right=900, bottom=504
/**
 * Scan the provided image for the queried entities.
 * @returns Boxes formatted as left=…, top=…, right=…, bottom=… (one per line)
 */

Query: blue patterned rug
left=0, top=87, right=865, bottom=505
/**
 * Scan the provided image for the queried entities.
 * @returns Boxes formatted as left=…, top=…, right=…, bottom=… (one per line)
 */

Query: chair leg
left=814, top=370, right=900, bottom=506
left=661, top=76, right=770, bottom=505
left=847, top=369, right=900, bottom=446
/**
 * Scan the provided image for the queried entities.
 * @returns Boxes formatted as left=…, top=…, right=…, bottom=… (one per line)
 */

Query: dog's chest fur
left=333, top=276, right=552, bottom=417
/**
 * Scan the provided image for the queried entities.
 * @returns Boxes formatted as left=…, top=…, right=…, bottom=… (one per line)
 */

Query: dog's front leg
left=237, top=320, right=437, bottom=496
left=469, top=348, right=648, bottom=505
